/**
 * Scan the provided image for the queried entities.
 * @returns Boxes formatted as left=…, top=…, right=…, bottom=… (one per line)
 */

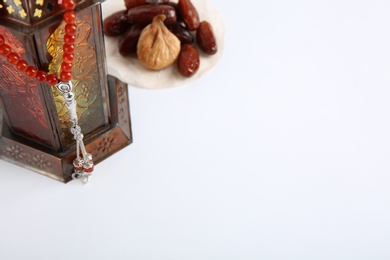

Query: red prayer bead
left=7, top=52, right=20, bottom=65
left=63, top=53, right=75, bottom=63
left=0, top=35, right=5, bottom=45
left=65, top=24, right=77, bottom=35
left=46, top=74, right=59, bottom=86
left=63, top=43, right=75, bottom=54
left=36, top=71, right=47, bottom=82
left=61, top=62, right=73, bottom=72
left=16, top=60, right=28, bottom=71
left=84, top=165, right=94, bottom=173
left=26, top=66, right=38, bottom=77
left=0, top=44, right=11, bottom=56
left=60, top=71, right=72, bottom=82
left=63, top=11, right=76, bottom=24
left=64, top=34, right=76, bottom=44
left=62, top=0, right=76, bottom=11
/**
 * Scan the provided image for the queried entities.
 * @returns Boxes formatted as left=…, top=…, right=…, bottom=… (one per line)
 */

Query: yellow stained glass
left=33, top=8, right=42, bottom=17
left=47, top=21, right=99, bottom=131
left=18, top=9, right=27, bottom=18
left=7, top=5, right=14, bottom=14
left=13, top=0, right=21, bottom=6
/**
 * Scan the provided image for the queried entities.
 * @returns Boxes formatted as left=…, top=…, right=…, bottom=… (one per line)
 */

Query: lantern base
left=0, top=75, right=132, bottom=183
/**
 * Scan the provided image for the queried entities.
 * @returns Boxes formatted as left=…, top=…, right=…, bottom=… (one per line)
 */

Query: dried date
left=104, top=10, right=132, bottom=37
left=146, top=0, right=170, bottom=4
left=125, top=0, right=147, bottom=9
left=125, top=0, right=169, bottom=9
left=177, top=44, right=200, bottom=77
left=196, top=21, right=217, bottom=55
left=178, top=0, right=200, bottom=31
left=118, top=24, right=145, bottom=56
left=166, top=2, right=182, bottom=21
left=167, top=23, right=194, bottom=45
left=127, top=5, right=177, bottom=25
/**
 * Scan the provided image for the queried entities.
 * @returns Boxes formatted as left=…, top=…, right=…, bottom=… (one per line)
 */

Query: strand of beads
left=0, top=34, right=60, bottom=86
left=0, top=0, right=77, bottom=86
left=61, top=0, right=77, bottom=82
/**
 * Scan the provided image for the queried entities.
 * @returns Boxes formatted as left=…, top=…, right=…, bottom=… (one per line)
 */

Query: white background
left=1, top=0, right=390, bottom=259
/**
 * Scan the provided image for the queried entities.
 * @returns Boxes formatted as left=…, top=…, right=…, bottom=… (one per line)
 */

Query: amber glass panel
left=0, top=26, right=59, bottom=149
left=44, top=6, right=110, bottom=149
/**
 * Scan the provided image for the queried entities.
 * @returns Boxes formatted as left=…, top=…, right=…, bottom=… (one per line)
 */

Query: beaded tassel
left=60, top=0, right=94, bottom=183
left=56, top=82, right=94, bottom=183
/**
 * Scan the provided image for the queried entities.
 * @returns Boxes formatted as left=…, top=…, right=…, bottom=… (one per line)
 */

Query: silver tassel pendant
left=56, top=81, right=94, bottom=183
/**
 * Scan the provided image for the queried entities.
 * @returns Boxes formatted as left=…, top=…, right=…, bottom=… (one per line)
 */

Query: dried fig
left=137, top=15, right=181, bottom=70
left=177, top=44, right=200, bottom=77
